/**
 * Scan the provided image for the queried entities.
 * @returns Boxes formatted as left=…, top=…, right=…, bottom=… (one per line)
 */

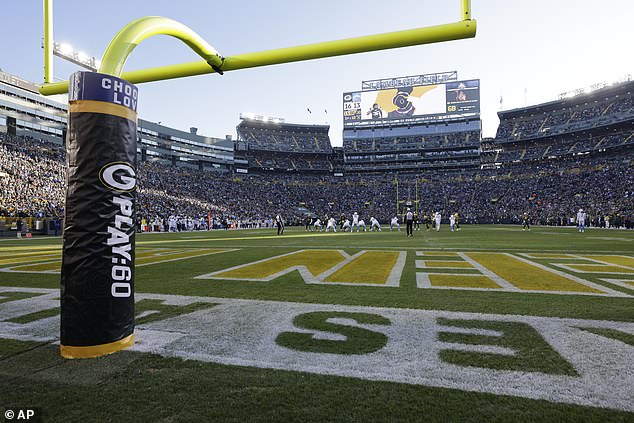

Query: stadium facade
left=0, top=69, right=233, bottom=172
left=3, top=68, right=630, bottom=178
left=486, top=80, right=634, bottom=167
left=341, top=73, right=482, bottom=174
left=1, top=69, right=632, bottom=231
left=342, top=120, right=481, bottom=173
left=235, top=115, right=333, bottom=174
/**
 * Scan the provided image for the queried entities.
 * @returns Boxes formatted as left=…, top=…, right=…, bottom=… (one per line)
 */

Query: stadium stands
left=0, top=133, right=65, bottom=218
left=490, top=81, right=634, bottom=165
left=1, top=132, right=632, bottom=231
left=235, top=118, right=333, bottom=174
left=1, top=81, right=633, bottom=233
left=343, top=120, right=482, bottom=173
left=488, top=130, right=634, bottom=164
left=238, top=123, right=331, bottom=153
left=495, top=89, right=633, bottom=142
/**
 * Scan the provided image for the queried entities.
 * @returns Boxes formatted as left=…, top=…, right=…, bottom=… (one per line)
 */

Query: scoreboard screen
left=343, top=79, right=479, bottom=127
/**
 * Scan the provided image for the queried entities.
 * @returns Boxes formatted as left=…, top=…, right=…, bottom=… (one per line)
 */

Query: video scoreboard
left=343, top=79, right=479, bottom=127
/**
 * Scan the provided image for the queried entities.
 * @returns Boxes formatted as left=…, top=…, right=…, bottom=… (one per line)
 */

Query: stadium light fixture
left=77, top=51, right=90, bottom=62
left=38, top=0, right=477, bottom=95
left=59, top=43, right=73, bottom=55
left=48, top=40, right=100, bottom=72
left=40, top=0, right=102, bottom=77
left=240, top=113, right=285, bottom=124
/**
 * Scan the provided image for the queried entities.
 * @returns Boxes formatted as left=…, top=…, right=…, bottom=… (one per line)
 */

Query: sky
left=2, top=1, right=633, bottom=145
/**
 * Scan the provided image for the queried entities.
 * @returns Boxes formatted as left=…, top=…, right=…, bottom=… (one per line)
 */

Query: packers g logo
left=99, top=162, right=136, bottom=192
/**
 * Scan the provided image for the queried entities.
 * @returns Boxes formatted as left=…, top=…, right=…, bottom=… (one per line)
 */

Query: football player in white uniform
left=351, top=212, right=360, bottom=232
left=313, top=218, right=323, bottom=232
left=168, top=215, right=177, bottom=232
left=576, top=209, right=587, bottom=233
left=434, top=212, right=442, bottom=232
left=390, top=216, right=401, bottom=231
left=326, top=217, right=337, bottom=232
left=370, top=217, right=382, bottom=232
left=357, top=219, right=367, bottom=232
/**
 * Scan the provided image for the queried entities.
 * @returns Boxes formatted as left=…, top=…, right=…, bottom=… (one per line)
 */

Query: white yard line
left=508, top=254, right=629, bottom=297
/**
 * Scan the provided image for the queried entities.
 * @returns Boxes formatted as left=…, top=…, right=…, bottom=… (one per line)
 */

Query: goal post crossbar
left=39, top=1, right=475, bottom=95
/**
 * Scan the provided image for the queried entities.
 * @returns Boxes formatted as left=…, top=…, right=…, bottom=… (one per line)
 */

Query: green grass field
left=1, top=225, right=633, bottom=422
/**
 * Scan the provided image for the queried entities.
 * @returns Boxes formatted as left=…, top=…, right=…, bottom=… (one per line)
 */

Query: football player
left=390, top=216, right=401, bottom=231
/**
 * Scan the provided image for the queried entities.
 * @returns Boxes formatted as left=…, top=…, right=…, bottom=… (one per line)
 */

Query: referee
left=405, top=208, right=414, bottom=237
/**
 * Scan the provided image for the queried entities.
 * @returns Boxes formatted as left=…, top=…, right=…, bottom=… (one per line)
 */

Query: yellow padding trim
left=60, top=333, right=135, bottom=359
left=69, top=100, right=137, bottom=122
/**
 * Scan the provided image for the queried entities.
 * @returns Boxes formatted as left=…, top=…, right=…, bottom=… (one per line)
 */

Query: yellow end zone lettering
left=197, top=249, right=406, bottom=287
left=0, top=247, right=234, bottom=274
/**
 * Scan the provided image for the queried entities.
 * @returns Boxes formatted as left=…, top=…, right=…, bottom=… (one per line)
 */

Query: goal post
left=39, top=1, right=475, bottom=95
left=41, top=0, right=476, bottom=358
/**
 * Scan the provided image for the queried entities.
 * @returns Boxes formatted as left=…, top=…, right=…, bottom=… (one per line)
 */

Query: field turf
left=0, top=225, right=633, bottom=422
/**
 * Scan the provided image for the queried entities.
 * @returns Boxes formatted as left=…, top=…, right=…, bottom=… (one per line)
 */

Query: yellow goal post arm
left=39, top=0, right=475, bottom=95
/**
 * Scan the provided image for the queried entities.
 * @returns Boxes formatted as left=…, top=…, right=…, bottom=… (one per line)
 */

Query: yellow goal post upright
left=40, top=0, right=476, bottom=359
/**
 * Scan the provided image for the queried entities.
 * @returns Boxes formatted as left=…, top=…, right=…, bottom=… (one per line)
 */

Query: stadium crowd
left=345, top=131, right=480, bottom=152
left=496, top=86, right=633, bottom=141
left=1, top=133, right=632, bottom=232
left=494, top=130, right=633, bottom=162
left=237, top=122, right=332, bottom=154
left=0, top=134, right=65, bottom=218
left=236, top=120, right=333, bottom=173
left=250, top=154, right=332, bottom=172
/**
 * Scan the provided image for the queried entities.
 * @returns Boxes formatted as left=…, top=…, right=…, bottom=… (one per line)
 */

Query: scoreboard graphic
left=343, top=79, right=479, bottom=126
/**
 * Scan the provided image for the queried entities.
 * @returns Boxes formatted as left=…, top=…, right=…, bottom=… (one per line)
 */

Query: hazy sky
left=2, top=1, right=632, bottom=145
